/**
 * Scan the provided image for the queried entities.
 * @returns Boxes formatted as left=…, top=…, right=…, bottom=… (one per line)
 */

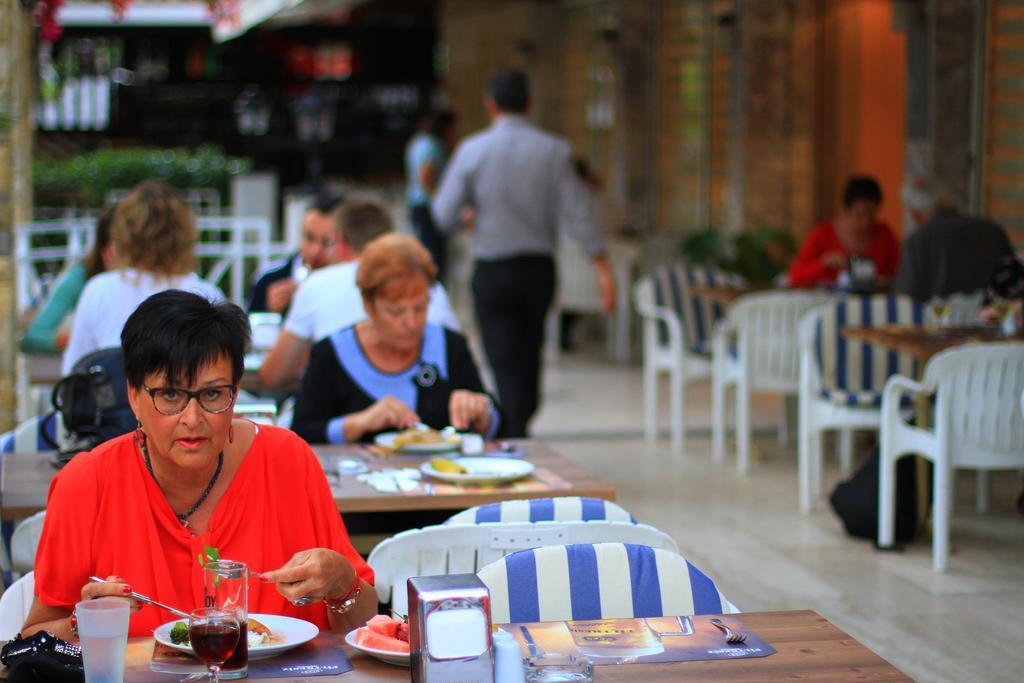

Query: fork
left=710, top=618, right=746, bottom=644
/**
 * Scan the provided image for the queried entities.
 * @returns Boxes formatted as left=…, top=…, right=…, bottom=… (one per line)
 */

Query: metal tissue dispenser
left=408, top=574, right=495, bottom=683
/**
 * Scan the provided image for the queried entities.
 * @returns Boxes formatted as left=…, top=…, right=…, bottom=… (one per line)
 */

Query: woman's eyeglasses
left=143, top=385, right=237, bottom=415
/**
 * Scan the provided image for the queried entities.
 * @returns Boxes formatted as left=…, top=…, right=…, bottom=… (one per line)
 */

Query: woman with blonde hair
left=292, top=233, right=501, bottom=443
left=61, top=180, right=223, bottom=373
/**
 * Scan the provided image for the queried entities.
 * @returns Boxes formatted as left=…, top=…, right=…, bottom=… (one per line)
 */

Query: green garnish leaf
left=197, top=545, right=220, bottom=567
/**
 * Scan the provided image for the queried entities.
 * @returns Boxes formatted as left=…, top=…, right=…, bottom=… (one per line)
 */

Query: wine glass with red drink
left=189, top=608, right=240, bottom=682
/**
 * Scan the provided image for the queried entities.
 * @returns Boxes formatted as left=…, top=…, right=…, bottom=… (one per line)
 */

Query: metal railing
left=13, top=215, right=290, bottom=309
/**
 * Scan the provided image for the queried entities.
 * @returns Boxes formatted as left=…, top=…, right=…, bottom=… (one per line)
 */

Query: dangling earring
left=134, top=421, right=146, bottom=449
left=228, top=424, right=234, bottom=444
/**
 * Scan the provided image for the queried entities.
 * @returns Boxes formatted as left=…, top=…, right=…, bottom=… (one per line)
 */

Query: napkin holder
left=408, top=574, right=495, bottom=683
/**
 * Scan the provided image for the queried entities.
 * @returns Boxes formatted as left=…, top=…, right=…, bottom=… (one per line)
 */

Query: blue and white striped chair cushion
left=815, top=295, right=922, bottom=407
left=445, top=498, right=637, bottom=525
left=0, top=413, right=59, bottom=454
left=478, top=543, right=736, bottom=624
left=650, top=262, right=745, bottom=350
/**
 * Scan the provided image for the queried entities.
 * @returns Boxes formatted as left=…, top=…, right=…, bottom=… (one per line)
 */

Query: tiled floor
left=531, top=351, right=1024, bottom=683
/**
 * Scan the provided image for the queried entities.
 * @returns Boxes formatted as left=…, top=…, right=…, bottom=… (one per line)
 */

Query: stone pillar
left=741, top=1, right=795, bottom=230
left=438, top=0, right=563, bottom=137
left=932, top=0, right=979, bottom=210
left=613, top=0, right=658, bottom=231
left=0, top=0, right=34, bottom=431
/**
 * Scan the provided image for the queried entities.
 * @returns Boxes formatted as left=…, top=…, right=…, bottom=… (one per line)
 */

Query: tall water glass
left=76, top=597, right=129, bottom=683
left=204, top=560, right=249, bottom=679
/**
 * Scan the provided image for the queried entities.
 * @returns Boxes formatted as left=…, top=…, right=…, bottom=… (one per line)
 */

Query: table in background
left=27, top=354, right=273, bottom=394
left=0, top=611, right=907, bottom=682
left=688, top=285, right=760, bottom=306
left=0, top=441, right=616, bottom=521
left=840, top=324, right=1016, bottom=365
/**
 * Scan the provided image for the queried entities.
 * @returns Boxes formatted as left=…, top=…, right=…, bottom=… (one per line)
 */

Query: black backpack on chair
left=50, top=347, right=136, bottom=465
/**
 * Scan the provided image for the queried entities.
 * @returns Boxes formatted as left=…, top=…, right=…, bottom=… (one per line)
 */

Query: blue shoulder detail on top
left=328, top=324, right=450, bottom=409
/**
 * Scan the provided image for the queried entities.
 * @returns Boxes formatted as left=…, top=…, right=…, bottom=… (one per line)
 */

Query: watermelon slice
left=366, top=614, right=403, bottom=639
left=354, top=627, right=411, bottom=653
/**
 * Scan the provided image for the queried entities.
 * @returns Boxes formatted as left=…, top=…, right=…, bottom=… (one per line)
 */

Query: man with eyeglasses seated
left=259, top=200, right=460, bottom=389
left=248, top=192, right=343, bottom=315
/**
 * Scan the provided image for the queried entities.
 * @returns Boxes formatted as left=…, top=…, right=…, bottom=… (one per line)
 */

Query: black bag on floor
left=829, top=451, right=919, bottom=545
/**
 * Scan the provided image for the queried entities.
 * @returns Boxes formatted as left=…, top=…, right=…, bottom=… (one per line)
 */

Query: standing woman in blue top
left=405, top=110, right=456, bottom=283
left=20, top=205, right=116, bottom=354
left=291, top=233, right=501, bottom=444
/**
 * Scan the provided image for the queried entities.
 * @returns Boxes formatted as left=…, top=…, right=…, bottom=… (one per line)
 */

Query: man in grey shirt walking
left=432, top=69, right=615, bottom=436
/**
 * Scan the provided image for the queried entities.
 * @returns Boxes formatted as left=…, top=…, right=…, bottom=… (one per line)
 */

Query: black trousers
left=472, top=255, right=556, bottom=437
left=410, top=204, right=447, bottom=283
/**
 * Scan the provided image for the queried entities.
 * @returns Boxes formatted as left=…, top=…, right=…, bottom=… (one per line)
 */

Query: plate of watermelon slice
left=346, top=615, right=410, bottom=667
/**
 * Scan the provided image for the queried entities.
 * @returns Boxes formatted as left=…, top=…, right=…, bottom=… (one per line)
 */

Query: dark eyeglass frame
left=142, top=384, right=237, bottom=416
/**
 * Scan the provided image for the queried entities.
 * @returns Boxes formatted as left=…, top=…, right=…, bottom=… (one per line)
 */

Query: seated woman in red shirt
left=789, top=176, right=901, bottom=288
left=22, top=290, right=377, bottom=639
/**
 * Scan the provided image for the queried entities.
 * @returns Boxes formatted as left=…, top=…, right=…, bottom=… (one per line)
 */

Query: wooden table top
left=688, top=285, right=757, bottom=306
left=841, top=324, right=1019, bottom=363
left=0, top=610, right=906, bottom=682
left=0, top=441, right=616, bottom=520
left=26, top=354, right=272, bottom=394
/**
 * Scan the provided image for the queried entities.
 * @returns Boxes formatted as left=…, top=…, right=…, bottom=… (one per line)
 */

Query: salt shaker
left=493, top=630, right=526, bottom=683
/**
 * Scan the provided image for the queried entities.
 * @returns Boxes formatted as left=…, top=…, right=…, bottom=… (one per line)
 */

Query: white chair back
left=0, top=572, right=35, bottom=640
left=367, top=521, right=679, bottom=616
left=728, top=290, right=833, bottom=392
left=11, top=511, right=46, bottom=577
left=927, top=343, right=1024, bottom=468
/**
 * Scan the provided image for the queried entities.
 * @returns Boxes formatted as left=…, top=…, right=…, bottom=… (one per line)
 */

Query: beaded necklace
left=140, top=440, right=224, bottom=529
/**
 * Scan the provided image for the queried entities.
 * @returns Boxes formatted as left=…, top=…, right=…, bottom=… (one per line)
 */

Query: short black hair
left=843, top=176, right=883, bottom=208
left=122, top=290, right=250, bottom=389
left=308, top=191, right=344, bottom=216
left=487, top=69, right=529, bottom=113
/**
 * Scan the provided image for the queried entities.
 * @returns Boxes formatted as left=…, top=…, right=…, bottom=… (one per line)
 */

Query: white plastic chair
left=878, top=343, right=1024, bottom=571
left=367, top=521, right=679, bottom=616
left=10, top=511, right=46, bottom=579
left=712, top=290, right=832, bottom=473
left=633, top=263, right=745, bottom=451
left=798, top=295, right=922, bottom=512
left=0, top=572, right=35, bottom=640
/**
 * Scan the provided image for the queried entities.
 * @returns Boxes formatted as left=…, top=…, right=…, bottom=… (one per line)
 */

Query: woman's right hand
left=349, top=397, right=419, bottom=440
left=81, top=575, right=143, bottom=614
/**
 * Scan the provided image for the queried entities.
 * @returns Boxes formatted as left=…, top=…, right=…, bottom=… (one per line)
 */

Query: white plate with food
left=154, top=614, right=319, bottom=661
left=420, top=456, right=535, bottom=485
left=345, top=626, right=410, bottom=667
left=375, top=429, right=462, bottom=454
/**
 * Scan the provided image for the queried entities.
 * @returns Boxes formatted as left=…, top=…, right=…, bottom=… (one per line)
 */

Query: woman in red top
left=789, top=176, right=901, bottom=288
left=24, top=290, right=377, bottom=639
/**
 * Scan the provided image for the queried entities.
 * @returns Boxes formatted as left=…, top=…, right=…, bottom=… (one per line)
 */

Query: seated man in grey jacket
left=894, top=176, right=1015, bottom=303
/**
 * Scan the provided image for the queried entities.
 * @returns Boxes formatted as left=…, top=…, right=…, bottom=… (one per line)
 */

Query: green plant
left=680, top=226, right=796, bottom=286
left=33, top=146, right=252, bottom=207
